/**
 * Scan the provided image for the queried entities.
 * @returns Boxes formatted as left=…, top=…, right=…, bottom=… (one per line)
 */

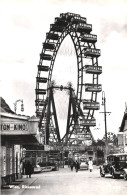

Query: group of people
left=20, top=157, right=93, bottom=177
left=70, top=157, right=93, bottom=172
left=70, top=161, right=80, bottom=172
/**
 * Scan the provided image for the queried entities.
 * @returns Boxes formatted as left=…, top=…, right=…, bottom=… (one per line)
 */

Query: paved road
left=21, top=165, right=127, bottom=195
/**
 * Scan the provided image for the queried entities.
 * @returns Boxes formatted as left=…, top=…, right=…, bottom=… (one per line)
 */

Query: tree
left=102, top=132, right=118, bottom=146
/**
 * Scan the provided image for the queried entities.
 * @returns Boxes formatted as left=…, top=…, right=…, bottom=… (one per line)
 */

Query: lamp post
left=14, top=99, right=24, bottom=113
left=101, top=91, right=111, bottom=160
left=102, top=91, right=107, bottom=143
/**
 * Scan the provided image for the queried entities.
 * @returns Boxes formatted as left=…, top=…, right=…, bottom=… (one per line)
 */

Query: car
left=100, top=153, right=127, bottom=179
left=80, top=161, right=88, bottom=170
left=34, top=165, right=41, bottom=173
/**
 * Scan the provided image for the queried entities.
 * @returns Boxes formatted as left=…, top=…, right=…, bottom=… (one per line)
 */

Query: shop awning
left=1, top=134, right=40, bottom=145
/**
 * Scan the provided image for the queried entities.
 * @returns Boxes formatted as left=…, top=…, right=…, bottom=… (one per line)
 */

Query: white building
left=119, top=107, right=127, bottom=152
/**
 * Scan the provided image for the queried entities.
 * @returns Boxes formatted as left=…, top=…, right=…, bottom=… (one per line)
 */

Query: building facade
left=119, top=107, right=127, bottom=152
left=0, top=112, right=41, bottom=186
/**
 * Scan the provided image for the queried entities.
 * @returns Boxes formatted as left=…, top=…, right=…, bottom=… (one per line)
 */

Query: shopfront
left=0, top=112, right=40, bottom=186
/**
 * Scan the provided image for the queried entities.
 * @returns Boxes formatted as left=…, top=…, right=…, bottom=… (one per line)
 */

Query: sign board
left=1, top=123, right=28, bottom=131
left=75, top=133, right=91, bottom=140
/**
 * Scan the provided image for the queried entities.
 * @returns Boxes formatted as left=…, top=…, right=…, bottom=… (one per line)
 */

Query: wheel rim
left=36, top=13, right=102, bottom=145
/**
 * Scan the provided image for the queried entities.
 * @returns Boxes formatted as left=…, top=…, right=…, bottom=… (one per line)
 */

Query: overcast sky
left=0, top=0, right=127, bottom=140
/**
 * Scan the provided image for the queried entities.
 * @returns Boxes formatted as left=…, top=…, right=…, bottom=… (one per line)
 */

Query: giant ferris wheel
left=35, top=13, right=102, bottom=149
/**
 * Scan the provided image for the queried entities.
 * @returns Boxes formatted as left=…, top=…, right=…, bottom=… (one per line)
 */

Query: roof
left=1, top=112, right=29, bottom=120
left=119, top=111, right=127, bottom=132
left=0, top=97, right=15, bottom=114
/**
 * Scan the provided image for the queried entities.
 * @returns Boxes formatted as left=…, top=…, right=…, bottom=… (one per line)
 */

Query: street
left=1, top=165, right=127, bottom=195
left=20, top=165, right=127, bottom=195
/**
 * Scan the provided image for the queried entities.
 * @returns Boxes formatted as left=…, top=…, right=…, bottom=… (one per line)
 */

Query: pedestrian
left=75, top=160, right=80, bottom=172
left=88, top=157, right=93, bottom=172
left=25, top=160, right=33, bottom=178
left=70, top=161, right=74, bottom=171
left=20, top=159, right=23, bottom=178
left=22, top=159, right=26, bottom=175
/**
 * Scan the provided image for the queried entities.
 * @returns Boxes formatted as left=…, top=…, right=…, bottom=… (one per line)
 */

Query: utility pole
left=100, top=91, right=111, bottom=160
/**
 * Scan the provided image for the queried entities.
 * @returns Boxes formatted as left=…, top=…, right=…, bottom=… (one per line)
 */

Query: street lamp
left=101, top=91, right=111, bottom=160
left=102, top=91, right=107, bottom=143
left=14, top=99, right=24, bottom=113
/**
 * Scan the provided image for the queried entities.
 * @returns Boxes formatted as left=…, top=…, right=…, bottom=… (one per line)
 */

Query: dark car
left=100, top=153, right=127, bottom=180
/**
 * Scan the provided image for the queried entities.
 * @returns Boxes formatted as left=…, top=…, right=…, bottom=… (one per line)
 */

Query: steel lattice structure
left=35, top=13, right=102, bottom=148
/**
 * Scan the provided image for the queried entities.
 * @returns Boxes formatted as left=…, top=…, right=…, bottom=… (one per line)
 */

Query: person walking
left=70, top=161, right=74, bottom=171
left=75, top=160, right=80, bottom=172
left=20, top=159, right=23, bottom=178
left=88, top=157, right=93, bottom=172
left=25, top=160, right=33, bottom=178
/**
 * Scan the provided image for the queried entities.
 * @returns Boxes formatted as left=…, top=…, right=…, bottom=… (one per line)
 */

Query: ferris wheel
left=35, top=13, right=102, bottom=147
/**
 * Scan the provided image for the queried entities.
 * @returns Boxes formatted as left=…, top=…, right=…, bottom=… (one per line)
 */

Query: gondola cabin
left=40, top=53, right=52, bottom=61
left=80, top=118, right=96, bottom=126
left=36, top=77, right=47, bottom=83
left=81, top=34, right=97, bottom=43
left=35, top=99, right=46, bottom=107
left=83, top=48, right=101, bottom=57
left=85, top=83, right=102, bottom=92
left=85, top=65, right=102, bottom=74
left=83, top=100, right=100, bottom=110
left=43, top=42, right=55, bottom=50
left=76, top=23, right=92, bottom=33
left=50, top=24, right=64, bottom=32
left=54, top=17, right=68, bottom=27
left=38, top=65, right=49, bottom=72
left=71, top=16, right=86, bottom=24
left=46, top=33, right=59, bottom=41
left=35, top=89, right=46, bottom=95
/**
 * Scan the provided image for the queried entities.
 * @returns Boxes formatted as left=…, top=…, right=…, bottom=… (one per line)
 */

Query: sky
left=0, top=0, right=127, bottom=140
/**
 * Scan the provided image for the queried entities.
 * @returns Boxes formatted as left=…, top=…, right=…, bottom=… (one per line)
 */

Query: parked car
left=34, top=165, right=41, bottom=173
left=80, top=161, right=88, bottom=170
left=100, top=153, right=127, bottom=179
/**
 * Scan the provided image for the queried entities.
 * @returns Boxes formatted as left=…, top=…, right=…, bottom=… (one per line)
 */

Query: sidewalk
left=1, top=175, right=38, bottom=195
